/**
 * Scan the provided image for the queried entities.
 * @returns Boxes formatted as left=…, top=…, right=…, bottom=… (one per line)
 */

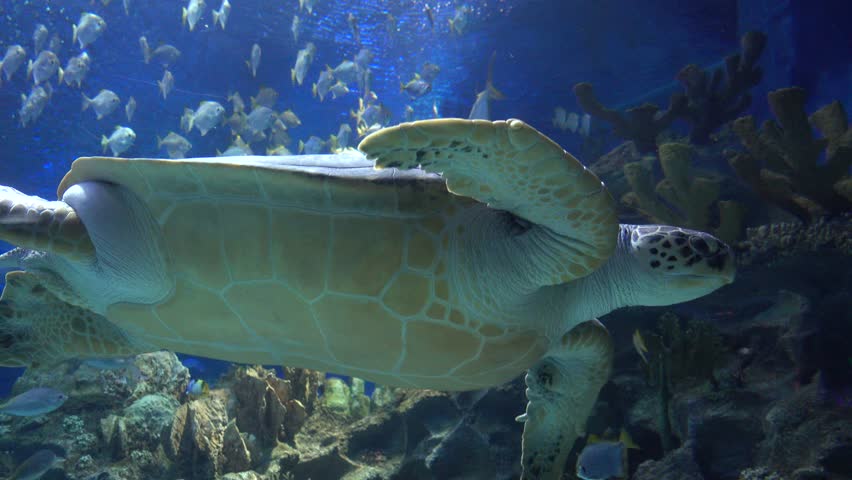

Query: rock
left=166, top=389, right=230, bottom=479
left=223, top=419, right=252, bottom=473
left=281, top=366, right=323, bottom=415
left=370, top=385, right=398, bottom=411
left=633, top=441, right=704, bottom=480
left=231, top=366, right=289, bottom=447
left=128, top=351, right=190, bottom=401
left=426, top=422, right=495, bottom=480
left=757, top=383, right=852, bottom=476
left=350, top=377, right=371, bottom=420
left=122, top=394, right=179, bottom=452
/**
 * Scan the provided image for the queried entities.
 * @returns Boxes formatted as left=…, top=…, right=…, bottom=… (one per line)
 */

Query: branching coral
left=622, top=142, right=745, bottom=242
left=676, top=31, right=767, bottom=144
left=726, top=87, right=852, bottom=222
left=573, top=82, right=686, bottom=153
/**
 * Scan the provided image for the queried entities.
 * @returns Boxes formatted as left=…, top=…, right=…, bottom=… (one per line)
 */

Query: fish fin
left=290, top=68, right=296, bottom=85
left=101, top=135, right=109, bottom=153
left=72, top=24, right=78, bottom=46
left=212, top=10, right=220, bottom=27
left=298, top=140, right=305, bottom=154
left=26, top=60, right=32, bottom=79
left=620, top=429, right=639, bottom=450
left=156, top=135, right=163, bottom=148
left=181, top=7, right=187, bottom=27
left=311, top=83, right=317, bottom=97
left=448, top=18, right=455, bottom=33
left=485, top=51, right=505, bottom=100
left=81, top=94, right=91, bottom=111
left=399, top=81, right=405, bottom=93
left=587, top=434, right=601, bottom=444
left=632, top=329, right=649, bottom=364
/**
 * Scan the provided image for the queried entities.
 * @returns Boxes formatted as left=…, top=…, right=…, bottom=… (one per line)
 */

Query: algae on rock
left=727, top=87, right=852, bottom=222
left=622, top=142, right=745, bottom=242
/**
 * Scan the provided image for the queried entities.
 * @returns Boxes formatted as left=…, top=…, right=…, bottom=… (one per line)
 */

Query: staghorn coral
left=676, top=31, right=767, bottom=144
left=573, top=82, right=686, bottom=153
left=726, top=87, right=852, bottom=222
left=622, top=142, right=745, bottom=242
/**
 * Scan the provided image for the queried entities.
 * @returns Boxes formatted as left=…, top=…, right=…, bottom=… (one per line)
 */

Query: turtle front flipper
left=0, top=271, right=147, bottom=368
left=518, top=319, right=613, bottom=480
left=0, top=186, right=94, bottom=261
left=359, top=119, right=619, bottom=286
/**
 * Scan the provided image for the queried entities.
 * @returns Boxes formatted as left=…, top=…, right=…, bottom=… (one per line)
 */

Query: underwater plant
left=726, top=87, right=852, bottom=222
left=637, top=312, right=726, bottom=452
left=621, top=142, right=745, bottom=242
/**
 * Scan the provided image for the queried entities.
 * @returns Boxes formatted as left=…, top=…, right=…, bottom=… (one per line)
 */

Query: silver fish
left=27, top=50, right=62, bottom=85
left=158, top=70, right=175, bottom=99
left=157, top=132, right=192, bottom=159
left=101, top=126, right=136, bottom=156
left=247, top=43, right=261, bottom=78
left=186, top=101, right=225, bottom=136
left=82, top=90, right=121, bottom=120
left=125, top=96, right=137, bottom=122
left=290, top=42, right=316, bottom=86
left=212, top=0, right=231, bottom=29
left=33, top=23, right=49, bottom=53
left=246, top=106, right=276, bottom=135
left=18, top=85, right=51, bottom=127
left=468, top=52, right=504, bottom=120
left=182, top=0, right=207, bottom=31
left=291, top=15, right=301, bottom=43
left=0, top=45, right=27, bottom=84
left=0, top=387, right=67, bottom=416
left=299, top=136, right=325, bottom=155
left=63, top=52, right=91, bottom=88
left=73, top=12, right=107, bottom=49
left=329, top=80, right=349, bottom=100
left=250, top=87, right=278, bottom=109
left=312, top=67, right=335, bottom=101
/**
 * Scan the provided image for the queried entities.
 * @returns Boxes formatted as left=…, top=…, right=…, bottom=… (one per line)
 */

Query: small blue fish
left=9, top=449, right=62, bottom=480
left=576, top=430, right=638, bottom=480
left=0, top=387, right=67, bottom=417
left=185, top=379, right=209, bottom=398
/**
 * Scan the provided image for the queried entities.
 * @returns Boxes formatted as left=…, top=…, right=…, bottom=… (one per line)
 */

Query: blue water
left=1, top=0, right=850, bottom=392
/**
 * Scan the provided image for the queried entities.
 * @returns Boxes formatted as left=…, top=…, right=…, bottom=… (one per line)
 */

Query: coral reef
left=574, top=32, right=766, bottom=151
left=735, top=214, right=852, bottom=266
left=726, top=87, right=852, bottom=222
left=676, top=31, right=768, bottom=144
left=572, top=82, right=686, bottom=153
left=622, top=142, right=745, bottom=241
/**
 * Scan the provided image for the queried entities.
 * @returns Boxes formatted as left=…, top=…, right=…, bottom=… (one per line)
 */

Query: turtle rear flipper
left=0, top=270, right=145, bottom=368
left=518, top=319, right=613, bottom=480
left=0, top=186, right=94, bottom=261
left=359, top=118, right=619, bottom=287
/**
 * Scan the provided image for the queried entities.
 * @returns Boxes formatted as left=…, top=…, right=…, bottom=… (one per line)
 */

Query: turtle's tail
left=0, top=186, right=94, bottom=260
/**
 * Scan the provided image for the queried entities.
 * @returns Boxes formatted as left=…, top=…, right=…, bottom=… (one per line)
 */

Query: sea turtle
left=0, top=118, right=735, bottom=479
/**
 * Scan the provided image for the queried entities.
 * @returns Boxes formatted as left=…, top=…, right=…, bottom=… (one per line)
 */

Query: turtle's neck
left=555, top=225, right=647, bottom=331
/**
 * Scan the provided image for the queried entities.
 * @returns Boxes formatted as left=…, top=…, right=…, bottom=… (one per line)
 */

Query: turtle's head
left=625, top=224, right=735, bottom=305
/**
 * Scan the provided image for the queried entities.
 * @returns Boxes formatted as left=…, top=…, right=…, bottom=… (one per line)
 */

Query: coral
left=573, top=82, right=686, bottom=153
left=166, top=389, right=232, bottom=478
left=739, top=467, right=784, bottom=480
left=321, top=377, right=352, bottom=415
left=633, top=440, right=704, bottom=480
left=230, top=365, right=311, bottom=446
left=735, top=215, right=852, bottom=266
left=676, top=31, right=768, bottom=144
left=100, top=393, right=179, bottom=459
left=349, top=377, right=371, bottom=420
left=726, top=87, right=852, bottom=222
left=370, top=385, right=399, bottom=411
left=622, top=142, right=745, bottom=242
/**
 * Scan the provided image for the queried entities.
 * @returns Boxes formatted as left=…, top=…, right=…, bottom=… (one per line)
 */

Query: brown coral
left=727, top=87, right=852, bottom=222
left=622, top=142, right=745, bottom=242
left=573, top=82, right=686, bottom=153
left=676, top=31, right=767, bottom=144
